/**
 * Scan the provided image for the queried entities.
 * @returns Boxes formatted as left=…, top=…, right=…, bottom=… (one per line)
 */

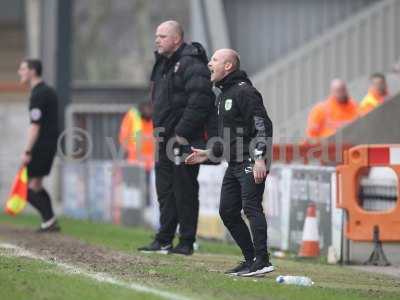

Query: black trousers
left=155, top=151, right=200, bottom=245
left=219, top=160, right=269, bottom=261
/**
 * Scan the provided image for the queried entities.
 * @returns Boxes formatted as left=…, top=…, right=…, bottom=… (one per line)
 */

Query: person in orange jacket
left=359, top=73, right=388, bottom=116
left=306, top=79, right=359, bottom=140
left=119, top=101, right=154, bottom=171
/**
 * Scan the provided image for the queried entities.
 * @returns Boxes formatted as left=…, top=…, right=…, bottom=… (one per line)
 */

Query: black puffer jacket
left=212, top=70, right=273, bottom=167
left=150, top=42, right=215, bottom=146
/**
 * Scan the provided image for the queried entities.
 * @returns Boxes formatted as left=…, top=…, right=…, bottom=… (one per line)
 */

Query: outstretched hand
left=185, top=147, right=209, bottom=165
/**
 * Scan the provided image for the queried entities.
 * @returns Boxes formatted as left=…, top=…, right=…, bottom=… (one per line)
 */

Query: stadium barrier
left=196, top=163, right=228, bottom=240
left=337, top=145, right=400, bottom=242
left=265, top=164, right=340, bottom=256
left=62, top=161, right=150, bottom=227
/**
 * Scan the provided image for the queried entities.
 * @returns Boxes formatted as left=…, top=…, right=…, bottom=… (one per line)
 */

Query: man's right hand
left=185, top=147, right=209, bottom=165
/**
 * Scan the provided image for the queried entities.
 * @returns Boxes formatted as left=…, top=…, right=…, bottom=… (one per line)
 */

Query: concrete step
left=0, top=59, right=23, bottom=71
left=0, top=26, right=25, bottom=48
left=0, top=56, right=23, bottom=69
left=0, top=25, right=25, bottom=80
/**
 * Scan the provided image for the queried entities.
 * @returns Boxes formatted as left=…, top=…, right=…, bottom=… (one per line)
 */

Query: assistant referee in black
left=18, top=59, right=60, bottom=232
left=186, top=49, right=274, bottom=277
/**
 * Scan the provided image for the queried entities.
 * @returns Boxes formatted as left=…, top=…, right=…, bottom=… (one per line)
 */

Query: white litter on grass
left=0, top=243, right=191, bottom=300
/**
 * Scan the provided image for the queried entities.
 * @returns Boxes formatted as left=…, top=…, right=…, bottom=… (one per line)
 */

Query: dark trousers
left=155, top=151, right=200, bottom=245
left=219, top=161, right=269, bottom=261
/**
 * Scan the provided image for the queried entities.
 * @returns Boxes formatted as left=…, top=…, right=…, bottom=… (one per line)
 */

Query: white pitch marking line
left=0, top=243, right=191, bottom=300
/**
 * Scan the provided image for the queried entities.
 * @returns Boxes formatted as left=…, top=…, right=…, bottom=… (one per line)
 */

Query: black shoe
left=138, top=240, right=172, bottom=254
left=36, top=220, right=61, bottom=233
left=169, top=243, right=193, bottom=256
left=224, top=260, right=253, bottom=276
left=239, top=258, right=275, bottom=277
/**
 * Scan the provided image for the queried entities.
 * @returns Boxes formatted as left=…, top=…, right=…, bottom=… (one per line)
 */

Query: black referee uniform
left=27, top=81, right=59, bottom=226
left=28, top=82, right=59, bottom=177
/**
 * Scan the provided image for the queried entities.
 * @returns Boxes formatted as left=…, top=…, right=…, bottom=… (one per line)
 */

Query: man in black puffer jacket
left=138, top=20, right=215, bottom=255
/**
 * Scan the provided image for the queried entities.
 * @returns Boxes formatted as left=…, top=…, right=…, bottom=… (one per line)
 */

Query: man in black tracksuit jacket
left=186, top=49, right=274, bottom=276
left=138, top=21, right=215, bottom=255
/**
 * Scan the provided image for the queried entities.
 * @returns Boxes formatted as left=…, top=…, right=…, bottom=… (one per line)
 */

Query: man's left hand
left=21, top=152, right=32, bottom=166
left=253, top=160, right=267, bottom=184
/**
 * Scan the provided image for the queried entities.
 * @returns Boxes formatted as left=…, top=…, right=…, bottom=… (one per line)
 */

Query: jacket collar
left=168, top=42, right=186, bottom=63
left=215, top=70, right=252, bottom=91
left=154, top=43, right=186, bottom=64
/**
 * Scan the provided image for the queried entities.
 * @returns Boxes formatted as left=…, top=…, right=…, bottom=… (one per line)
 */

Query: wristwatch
left=254, top=149, right=264, bottom=160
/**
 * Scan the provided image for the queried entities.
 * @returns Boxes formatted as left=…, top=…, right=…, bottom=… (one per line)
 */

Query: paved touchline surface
left=0, top=242, right=192, bottom=300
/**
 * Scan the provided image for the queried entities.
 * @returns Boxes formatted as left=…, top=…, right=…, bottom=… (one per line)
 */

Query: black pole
left=55, top=0, right=72, bottom=133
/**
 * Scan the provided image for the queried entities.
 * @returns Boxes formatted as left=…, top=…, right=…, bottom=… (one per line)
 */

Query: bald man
left=306, top=79, right=359, bottom=139
left=138, top=21, right=215, bottom=255
left=186, top=49, right=274, bottom=276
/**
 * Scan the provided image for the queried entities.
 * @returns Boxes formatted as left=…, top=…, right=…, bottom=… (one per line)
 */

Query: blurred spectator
left=359, top=73, right=388, bottom=116
left=306, top=79, right=358, bottom=139
left=119, top=101, right=154, bottom=171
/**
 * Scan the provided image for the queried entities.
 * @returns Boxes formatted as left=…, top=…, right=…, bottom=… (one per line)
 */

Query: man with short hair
left=18, top=58, right=60, bottom=232
left=186, top=49, right=275, bottom=276
left=359, top=73, right=388, bottom=116
left=138, top=20, right=215, bottom=255
left=306, top=79, right=359, bottom=139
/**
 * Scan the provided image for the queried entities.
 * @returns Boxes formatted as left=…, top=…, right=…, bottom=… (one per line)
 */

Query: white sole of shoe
left=226, top=269, right=252, bottom=276
left=139, top=249, right=170, bottom=255
left=239, top=266, right=275, bottom=277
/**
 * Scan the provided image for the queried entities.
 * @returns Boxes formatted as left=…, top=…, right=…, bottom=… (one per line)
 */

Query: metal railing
left=252, top=0, right=400, bottom=141
left=64, top=103, right=133, bottom=160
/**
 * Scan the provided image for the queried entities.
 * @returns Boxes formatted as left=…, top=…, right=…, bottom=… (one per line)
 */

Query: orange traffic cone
left=298, top=202, right=320, bottom=258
